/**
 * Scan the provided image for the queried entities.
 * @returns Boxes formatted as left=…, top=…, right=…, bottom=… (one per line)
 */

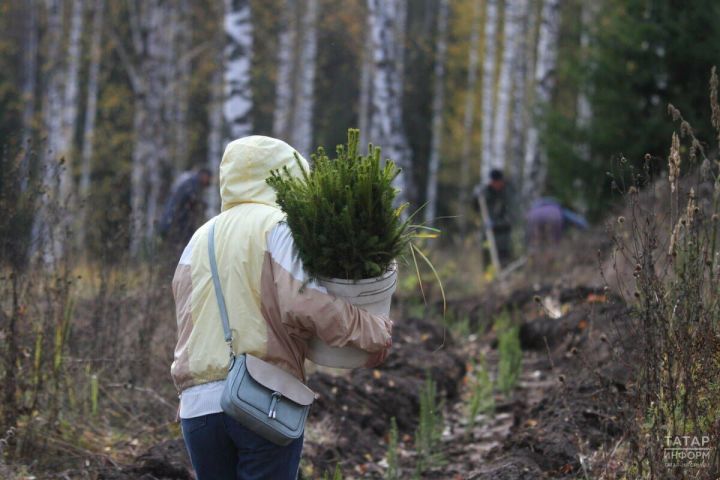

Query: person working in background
left=480, top=169, right=514, bottom=263
left=159, top=168, right=212, bottom=256
left=526, top=197, right=588, bottom=247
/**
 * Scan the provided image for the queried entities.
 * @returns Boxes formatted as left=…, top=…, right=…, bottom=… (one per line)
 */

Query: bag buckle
left=268, top=392, right=282, bottom=419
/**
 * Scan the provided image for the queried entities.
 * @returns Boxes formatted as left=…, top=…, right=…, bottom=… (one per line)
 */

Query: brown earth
left=91, top=283, right=632, bottom=480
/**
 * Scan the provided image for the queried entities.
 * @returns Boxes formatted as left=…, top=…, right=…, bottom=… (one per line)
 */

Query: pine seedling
left=385, top=417, right=400, bottom=480
left=466, top=356, right=495, bottom=432
left=414, top=374, right=444, bottom=476
left=495, top=312, right=522, bottom=395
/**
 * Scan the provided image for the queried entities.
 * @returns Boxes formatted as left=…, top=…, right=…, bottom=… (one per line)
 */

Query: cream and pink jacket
left=171, top=136, right=393, bottom=393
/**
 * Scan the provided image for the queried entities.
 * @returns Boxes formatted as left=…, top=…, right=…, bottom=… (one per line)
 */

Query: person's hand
left=365, top=337, right=392, bottom=368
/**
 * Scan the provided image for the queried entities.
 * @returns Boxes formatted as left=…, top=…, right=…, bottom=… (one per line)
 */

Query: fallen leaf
left=577, top=319, right=588, bottom=330
left=372, top=370, right=382, bottom=379
left=587, top=293, right=607, bottom=303
left=525, top=418, right=538, bottom=428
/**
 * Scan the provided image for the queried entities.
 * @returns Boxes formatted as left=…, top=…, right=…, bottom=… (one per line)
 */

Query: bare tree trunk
left=575, top=1, right=594, bottom=164
left=424, top=0, right=449, bottom=225
left=491, top=0, right=528, bottom=175
left=358, top=9, right=373, bottom=150
left=20, top=0, right=39, bottom=189
left=480, top=0, right=499, bottom=183
left=78, top=0, right=105, bottom=250
left=223, top=0, right=253, bottom=141
left=522, top=0, right=561, bottom=201
left=457, top=0, right=482, bottom=233
left=206, top=67, right=224, bottom=217
left=273, top=0, right=297, bottom=141
left=171, top=0, right=192, bottom=171
left=35, top=0, right=84, bottom=262
left=510, top=0, right=536, bottom=181
left=290, top=0, right=318, bottom=158
left=367, top=0, right=412, bottom=206
left=124, top=0, right=173, bottom=255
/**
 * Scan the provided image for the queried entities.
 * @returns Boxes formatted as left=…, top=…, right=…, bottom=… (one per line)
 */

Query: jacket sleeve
left=265, top=223, right=392, bottom=353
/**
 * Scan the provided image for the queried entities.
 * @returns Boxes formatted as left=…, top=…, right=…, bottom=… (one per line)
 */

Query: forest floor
left=84, top=223, right=637, bottom=480
left=91, top=285, right=631, bottom=480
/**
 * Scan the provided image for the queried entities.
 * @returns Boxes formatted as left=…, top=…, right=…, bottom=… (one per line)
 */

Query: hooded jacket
left=170, top=136, right=392, bottom=395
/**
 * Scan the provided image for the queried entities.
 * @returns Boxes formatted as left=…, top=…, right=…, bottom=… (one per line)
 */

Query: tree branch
left=108, top=26, right=143, bottom=93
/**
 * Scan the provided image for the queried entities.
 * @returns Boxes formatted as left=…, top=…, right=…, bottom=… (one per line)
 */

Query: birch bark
left=290, top=0, right=318, bottom=158
left=424, top=0, right=449, bottom=225
left=510, top=0, right=536, bottom=179
left=206, top=68, right=224, bottom=217
left=273, top=0, right=298, bottom=141
left=125, top=0, right=173, bottom=255
left=223, top=0, right=253, bottom=140
left=522, top=0, right=561, bottom=201
left=78, top=0, right=105, bottom=249
left=367, top=0, right=411, bottom=205
left=491, top=0, right=528, bottom=175
left=480, top=0, right=499, bottom=183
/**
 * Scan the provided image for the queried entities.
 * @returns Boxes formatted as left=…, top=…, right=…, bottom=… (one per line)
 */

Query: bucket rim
left=318, top=261, right=397, bottom=286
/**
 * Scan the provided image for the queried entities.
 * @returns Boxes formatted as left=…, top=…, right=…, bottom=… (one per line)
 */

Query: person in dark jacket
left=159, top=168, right=212, bottom=254
left=481, top=169, right=514, bottom=263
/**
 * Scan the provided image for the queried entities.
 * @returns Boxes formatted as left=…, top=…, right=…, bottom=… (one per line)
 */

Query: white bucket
left=307, top=263, right=398, bottom=368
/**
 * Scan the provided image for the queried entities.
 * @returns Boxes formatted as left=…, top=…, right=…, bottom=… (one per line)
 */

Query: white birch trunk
left=367, top=0, right=411, bottom=206
left=290, top=0, right=318, bottom=158
left=358, top=11, right=373, bottom=150
left=480, top=0, right=499, bottom=183
left=509, top=0, right=536, bottom=178
left=458, top=0, right=483, bottom=233
left=34, top=0, right=64, bottom=259
left=223, top=0, right=253, bottom=141
left=424, top=0, right=449, bottom=225
left=522, top=0, right=561, bottom=201
left=78, top=0, right=104, bottom=250
left=273, top=0, right=297, bottom=141
left=575, top=1, right=594, bottom=163
left=491, top=0, right=528, bottom=175
left=206, top=67, right=224, bottom=217
left=35, top=0, right=84, bottom=262
left=171, top=0, right=192, bottom=171
left=20, top=0, right=39, bottom=189
left=126, top=0, right=173, bottom=255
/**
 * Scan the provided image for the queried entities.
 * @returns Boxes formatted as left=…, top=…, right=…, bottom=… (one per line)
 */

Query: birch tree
left=78, top=0, right=105, bottom=249
left=424, top=0, right=449, bottom=225
left=491, top=0, right=528, bottom=176
left=575, top=1, right=595, bottom=164
left=358, top=11, right=373, bottom=150
left=289, top=0, right=318, bottom=158
left=272, top=0, right=318, bottom=158
left=522, top=0, right=561, bottom=201
left=509, top=0, right=536, bottom=178
left=206, top=68, right=224, bottom=217
left=457, top=0, right=482, bottom=233
left=367, top=0, right=412, bottom=205
left=34, top=0, right=84, bottom=261
left=114, top=0, right=174, bottom=255
left=273, top=0, right=298, bottom=142
left=20, top=0, right=39, bottom=188
left=480, top=0, right=499, bottom=183
left=224, top=0, right=253, bottom=140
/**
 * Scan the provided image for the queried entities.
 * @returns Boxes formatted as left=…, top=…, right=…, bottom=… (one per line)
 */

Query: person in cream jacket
left=171, top=136, right=392, bottom=480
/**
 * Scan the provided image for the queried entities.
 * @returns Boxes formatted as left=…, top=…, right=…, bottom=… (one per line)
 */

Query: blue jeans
left=181, top=413, right=303, bottom=480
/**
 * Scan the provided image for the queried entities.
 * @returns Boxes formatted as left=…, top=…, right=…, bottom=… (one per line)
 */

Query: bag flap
left=245, top=354, right=315, bottom=406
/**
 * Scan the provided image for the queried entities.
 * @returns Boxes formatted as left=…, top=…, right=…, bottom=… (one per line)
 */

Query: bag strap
left=208, top=220, right=235, bottom=358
